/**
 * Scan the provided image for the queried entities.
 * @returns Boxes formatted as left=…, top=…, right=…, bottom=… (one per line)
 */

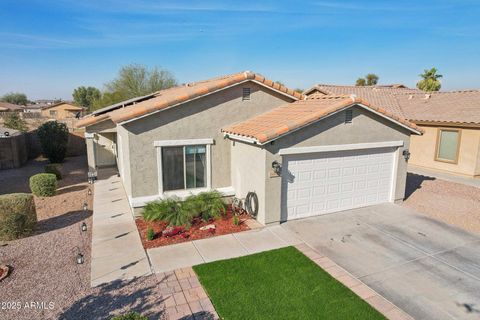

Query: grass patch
left=193, top=247, right=385, bottom=320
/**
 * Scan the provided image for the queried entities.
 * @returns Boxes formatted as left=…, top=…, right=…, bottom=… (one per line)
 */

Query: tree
left=355, top=78, right=366, bottom=86
left=294, top=88, right=304, bottom=94
left=1, top=92, right=28, bottom=106
left=417, top=67, right=442, bottom=92
left=3, top=112, right=27, bottom=132
left=37, top=121, right=69, bottom=163
left=72, top=86, right=101, bottom=111
left=90, top=91, right=126, bottom=111
left=365, top=74, right=379, bottom=85
left=104, top=64, right=177, bottom=100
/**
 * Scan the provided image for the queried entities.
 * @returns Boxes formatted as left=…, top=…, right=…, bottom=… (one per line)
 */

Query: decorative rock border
left=294, top=244, right=414, bottom=320
left=0, top=265, right=11, bottom=282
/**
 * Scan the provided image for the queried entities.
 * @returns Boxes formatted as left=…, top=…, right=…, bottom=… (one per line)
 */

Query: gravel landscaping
left=403, top=172, right=480, bottom=234
left=0, top=156, right=167, bottom=320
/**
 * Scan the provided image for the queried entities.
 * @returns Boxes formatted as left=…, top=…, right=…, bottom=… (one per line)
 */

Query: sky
left=0, top=0, right=479, bottom=100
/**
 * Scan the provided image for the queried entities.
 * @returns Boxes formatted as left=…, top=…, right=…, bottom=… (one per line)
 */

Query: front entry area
left=282, top=146, right=397, bottom=220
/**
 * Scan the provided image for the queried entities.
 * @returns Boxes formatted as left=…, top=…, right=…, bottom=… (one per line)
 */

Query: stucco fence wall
left=0, top=134, right=28, bottom=169
left=26, top=130, right=86, bottom=159
left=231, top=106, right=412, bottom=225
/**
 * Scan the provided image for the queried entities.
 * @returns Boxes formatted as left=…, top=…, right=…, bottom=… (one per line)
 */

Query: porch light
left=272, top=160, right=282, bottom=175
left=88, top=189, right=92, bottom=196
left=83, top=202, right=88, bottom=211
left=76, top=253, right=85, bottom=264
left=81, top=222, right=87, bottom=232
left=402, top=149, right=411, bottom=161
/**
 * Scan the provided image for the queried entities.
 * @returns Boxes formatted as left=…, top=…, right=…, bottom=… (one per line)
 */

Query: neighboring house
left=77, top=72, right=421, bottom=225
left=306, top=85, right=480, bottom=178
left=23, top=104, right=45, bottom=113
left=40, top=102, right=85, bottom=120
left=0, top=102, right=24, bottom=112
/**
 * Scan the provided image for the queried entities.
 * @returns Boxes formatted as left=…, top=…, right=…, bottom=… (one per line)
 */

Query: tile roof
left=395, top=90, right=480, bottom=125
left=221, top=95, right=422, bottom=144
left=305, top=84, right=422, bottom=118
left=0, top=102, right=24, bottom=111
left=76, top=71, right=304, bottom=128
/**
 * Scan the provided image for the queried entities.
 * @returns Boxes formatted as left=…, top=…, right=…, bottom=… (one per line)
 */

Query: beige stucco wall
left=121, top=82, right=295, bottom=198
left=41, top=103, right=84, bottom=119
left=230, top=106, right=412, bottom=225
left=85, top=119, right=118, bottom=172
left=409, top=125, right=480, bottom=177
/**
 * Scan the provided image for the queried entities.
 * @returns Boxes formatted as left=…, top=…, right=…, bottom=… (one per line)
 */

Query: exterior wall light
left=81, top=222, right=87, bottom=232
left=76, top=253, right=85, bottom=264
left=272, top=160, right=282, bottom=175
left=88, top=189, right=92, bottom=196
left=83, top=202, right=88, bottom=211
left=402, top=149, right=411, bottom=161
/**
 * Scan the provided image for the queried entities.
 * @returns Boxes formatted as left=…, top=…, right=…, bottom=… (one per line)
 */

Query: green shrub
left=142, top=197, right=196, bottom=228
left=146, top=227, right=155, bottom=241
left=188, top=191, right=227, bottom=222
left=233, top=214, right=240, bottom=226
left=45, top=163, right=62, bottom=180
left=29, top=173, right=57, bottom=197
left=0, top=193, right=37, bottom=240
left=111, top=312, right=147, bottom=320
left=37, top=121, right=69, bottom=163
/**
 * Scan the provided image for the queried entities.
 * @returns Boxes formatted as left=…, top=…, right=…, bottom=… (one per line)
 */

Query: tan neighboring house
left=40, top=102, right=85, bottom=120
left=305, top=85, right=480, bottom=178
left=0, top=102, right=24, bottom=112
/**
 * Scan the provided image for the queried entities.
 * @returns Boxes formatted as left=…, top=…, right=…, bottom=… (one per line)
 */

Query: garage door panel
left=283, top=147, right=395, bottom=220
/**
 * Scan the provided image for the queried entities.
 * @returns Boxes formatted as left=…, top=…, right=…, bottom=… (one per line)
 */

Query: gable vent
left=345, top=109, right=353, bottom=123
left=242, top=87, right=251, bottom=101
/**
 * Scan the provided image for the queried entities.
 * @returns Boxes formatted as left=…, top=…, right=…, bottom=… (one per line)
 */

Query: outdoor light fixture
left=88, top=189, right=92, bottom=196
left=83, top=202, right=88, bottom=211
left=76, top=253, right=84, bottom=265
left=272, top=160, right=282, bottom=175
left=402, top=149, right=411, bottom=161
left=81, top=222, right=87, bottom=232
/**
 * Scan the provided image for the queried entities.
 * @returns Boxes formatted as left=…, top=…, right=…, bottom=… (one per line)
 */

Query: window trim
left=155, top=139, right=213, bottom=194
left=242, top=87, right=251, bottom=101
left=434, top=128, right=461, bottom=164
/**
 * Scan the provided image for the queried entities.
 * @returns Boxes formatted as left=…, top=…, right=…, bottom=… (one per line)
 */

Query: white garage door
left=282, top=147, right=396, bottom=220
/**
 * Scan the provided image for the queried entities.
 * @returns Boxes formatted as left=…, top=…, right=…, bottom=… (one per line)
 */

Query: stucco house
left=40, top=102, right=85, bottom=120
left=306, top=85, right=480, bottom=178
left=77, top=72, right=422, bottom=225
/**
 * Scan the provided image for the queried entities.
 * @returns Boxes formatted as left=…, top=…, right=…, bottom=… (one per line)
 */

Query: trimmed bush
left=45, top=163, right=62, bottom=180
left=37, top=121, right=69, bottom=163
left=0, top=193, right=37, bottom=240
left=29, top=173, right=57, bottom=197
left=188, top=191, right=227, bottom=222
left=111, top=312, right=147, bottom=320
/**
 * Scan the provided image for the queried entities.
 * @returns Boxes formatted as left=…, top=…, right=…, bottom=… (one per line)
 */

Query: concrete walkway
left=147, top=226, right=303, bottom=273
left=91, top=169, right=151, bottom=287
left=408, top=164, right=480, bottom=188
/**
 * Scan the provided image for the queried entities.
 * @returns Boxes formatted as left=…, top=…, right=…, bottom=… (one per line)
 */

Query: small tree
left=365, top=74, right=379, bottom=85
left=1, top=92, right=28, bottom=105
left=3, top=112, right=27, bottom=132
left=417, top=67, right=442, bottom=92
left=72, top=86, right=101, bottom=112
left=355, top=78, right=366, bottom=86
left=37, top=121, right=69, bottom=163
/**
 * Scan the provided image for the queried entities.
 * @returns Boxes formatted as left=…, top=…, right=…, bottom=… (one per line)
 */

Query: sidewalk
left=90, top=169, right=151, bottom=287
left=408, top=164, right=480, bottom=188
left=147, top=226, right=303, bottom=273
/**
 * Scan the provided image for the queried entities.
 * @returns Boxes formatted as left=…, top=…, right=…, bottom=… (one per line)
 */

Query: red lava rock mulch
left=0, top=265, right=10, bottom=281
left=136, top=208, right=250, bottom=249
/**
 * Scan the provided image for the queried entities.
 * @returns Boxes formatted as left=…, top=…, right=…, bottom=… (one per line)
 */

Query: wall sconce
left=272, top=160, right=282, bottom=175
left=76, top=253, right=85, bottom=264
left=83, top=202, right=88, bottom=211
left=87, top=189, right=92, bottom=196
left=402, top=149, right=411, bottom=161
left=81, top=222, right=87, bottom=232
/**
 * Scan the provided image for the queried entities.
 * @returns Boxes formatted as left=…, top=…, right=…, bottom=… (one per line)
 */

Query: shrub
left=37, top=121, right=69, bottom=163
left=3, top=112, right=27, bottom=132
left=111, top=312, right=148, bottom=320
left=45, top=163, right=62, bottom=180
left=142, top=197, right=196, bottom=228
left=233, top=215, right=240, bottom=226
left=29, top=173, right=57, bottom=197
left=0, top=193, right=37, bottom=240
left=146, top=227, right=155, bottom=241
left=188, top=191, right=227, bottom=222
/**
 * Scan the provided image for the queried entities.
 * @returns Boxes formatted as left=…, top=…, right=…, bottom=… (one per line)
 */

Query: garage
left=281, top=143, right=400, bottom=220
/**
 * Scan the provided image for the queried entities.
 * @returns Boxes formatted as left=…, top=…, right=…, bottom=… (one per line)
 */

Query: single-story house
left=0, top=102, right=24, bottom=112
left=77, top=72, right=422, bottom=225
left=306, top=85, right=480, bottom=178
left=40, top=102, right=85, bottom=120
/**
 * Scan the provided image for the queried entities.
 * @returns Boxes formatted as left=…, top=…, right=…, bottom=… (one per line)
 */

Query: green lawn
left=193, top=247, right=385, bottom=320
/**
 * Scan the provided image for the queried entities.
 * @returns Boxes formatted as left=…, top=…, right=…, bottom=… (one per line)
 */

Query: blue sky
left=1, top=0, right=479, bottom=100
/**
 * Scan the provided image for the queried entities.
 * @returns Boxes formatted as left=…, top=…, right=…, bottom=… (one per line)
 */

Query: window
left=435, top=129, right=460, bottom=163
left=345, top=109, right=353, bottom=123
left=156, top=139, right=213, bottom=193
left=49, top=110, right=57, bottom=117
left=242, top=87, right=251, bottom=101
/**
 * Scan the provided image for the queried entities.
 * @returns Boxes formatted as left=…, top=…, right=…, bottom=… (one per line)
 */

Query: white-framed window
left=155, top=139, right=213, bottom=194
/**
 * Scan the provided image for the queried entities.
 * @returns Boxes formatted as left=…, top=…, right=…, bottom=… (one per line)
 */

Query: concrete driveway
left=282, top=203, right=480, bottom=320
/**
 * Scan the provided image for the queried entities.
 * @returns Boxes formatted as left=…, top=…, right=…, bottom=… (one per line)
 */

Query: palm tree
left=417, top=68, right=442, bottom=91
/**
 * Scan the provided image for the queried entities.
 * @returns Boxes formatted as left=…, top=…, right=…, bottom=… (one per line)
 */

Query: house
left=306, top=85, right=480, bottom=178
left=77, top=72, right=421, bottom=225
left=0, top=102, right=24, bottom=112
left=40, top=102, right=85, bottom=120
left=23, top=104, right=44, bottom=113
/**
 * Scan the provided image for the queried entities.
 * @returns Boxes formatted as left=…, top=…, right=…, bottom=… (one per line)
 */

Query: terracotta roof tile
left=222, top=95, right=422, bottom=144
left=77, top=71, right=304, bottom=128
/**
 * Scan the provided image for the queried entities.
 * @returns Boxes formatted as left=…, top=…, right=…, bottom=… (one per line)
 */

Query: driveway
left=282, top=203, right=480, bottom=320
